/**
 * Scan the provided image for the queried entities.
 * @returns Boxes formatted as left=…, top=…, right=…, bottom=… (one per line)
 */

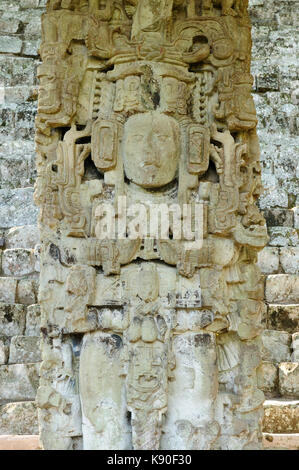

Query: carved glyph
left=36, top=0, right=268, bottom=450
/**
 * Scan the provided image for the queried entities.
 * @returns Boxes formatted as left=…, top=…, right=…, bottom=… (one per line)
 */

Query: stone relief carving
left=36, top=0, right=268, bottom=450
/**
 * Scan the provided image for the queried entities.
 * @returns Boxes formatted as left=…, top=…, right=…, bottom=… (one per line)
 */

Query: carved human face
left=123, top=112, right=180, bottom=188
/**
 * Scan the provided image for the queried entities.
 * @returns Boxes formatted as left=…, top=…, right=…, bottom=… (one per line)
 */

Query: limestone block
left=265, top=275, right=299, bottom=304
left=0, top=303, right=26, bottom=337
left=23, top=39, right=40, bottom=57
left=0, top=19, right=20, bottom=34
left=0, top=188, right=38, bottom=228
left=280, top=247, right=299, bottom=274
left=294, top=207, right=299, bottom=230
left=268, top=304, right=299, bottom=333
left=9, top=336, right=41, bottom=364
left=0, top=36, right=22, bottom=54
left=0, top=435, right=41, bottom=451
left=0, top=56, right=37, bottom=88
left=4, top=86, right=37, bottom=106
left=0, top=140, right=35, bottom=160
left=0, top=0, right=20, bottom=10
left=25, top=304, right=41, bottom=336
left=25, top=18, right=42, bottom=37
left=263, top=433, right=299, bottom=450
left=257, top=362, right=278, bottom=395
left=21, top=0, right=39, bottom=8
left=2, top=248, right=36, bottom=277
left=268, top=227, right=298, bottom=247
left=0, top=107, right=15, bottom=139
left=14, top=103, right=36, bottom=140
left=257, top=247, right=279, bottom=274
left=261, top=330, right=291, bottom=363
left=263, top=400, right=299, bottom=434
left=0, top=336, right=9, bottom=365
left=0, top=156, right=29, bottom=190
left=0, top=401, right=38, bottom=435
left=256, top=68, right=279, bottom=92
left=33, top=245, right=40, bottom=273
left=0, top=363, right=39, bottom=402
left=259, top=189, right=288, bottom=210
left=261, top=302, right=268, bottom=327
left=0, top=277, right=17, bottom=303
left=0, top=141, right=36, bottom=190
left=17, top=279, right=37, bottom=305
left=292, top=333, right=299, bottom=362
left=5, top=225, right=40, bottom=249
left=278, top=363, right=299, bottom=398
left=263, top=208, right=294, bottom=228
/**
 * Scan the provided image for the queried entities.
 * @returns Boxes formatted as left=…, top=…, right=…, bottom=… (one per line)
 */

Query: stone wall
left=250, top=0, right=299, bottom=447
left=0, top=0, right=297, bottom=448
left=0, top=0, right=44, bottom=436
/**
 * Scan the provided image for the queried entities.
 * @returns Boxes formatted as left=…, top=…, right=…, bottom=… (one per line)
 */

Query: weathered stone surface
left=265, top=275, right=299, bottom=304
left=278, top=363, right=299, bottom=399
left=5, top=225, right=40, bottom=249
left=2, top=248, right=36, bottom=277
left=4, top=87, right=37, bottom=106
left=23, top=39, right=40, bottom=57
left=0, top=277, right=17, bottom=303
left=0, top=19, right=20, bottom=34
left=0, top=363, right=39, bottom=402
left=9, top=336, right=41, bottom=364
left=0, top=336, right=9, bottom=365
left=0, top=303, right=26, bottom=337
left=258, top=247, right=279, bottom=274
left=257, top=362, right=278, bottom=396
left=17, top=279, right=37, bottom=305
left=263, top=400, right=299, bottom=434
left=0, top=56, right=37, bottom=88
left=0, top=188, right=38, bottom=229
left=25, top=304, right=40, bottom=336
left=0, top=36, right=22, bottom=54
left=280, top=247, right=299, bottom=274
left=268, top=304, right=299, bottom=333
left=261, top=330, right=291, bottom=363
left=268, top=227, right=298, bottom=247
left=263, top=433, right=299, bottom=450
left=0, top=435, right=41, bottom=451
left=263, top=208, right=294, bottom=228
left=0, top=141, right=36, bottom=190
left=259, top=175, right=288, bottom=210
left=20, top=0, right=40, bottom=8
left=0, top=401, right=38, bottom=435
left=292, top=333, right=299, bottom=362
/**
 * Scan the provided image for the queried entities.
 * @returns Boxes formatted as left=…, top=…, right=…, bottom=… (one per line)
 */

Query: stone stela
left=35, top=0, right=269, bottom=450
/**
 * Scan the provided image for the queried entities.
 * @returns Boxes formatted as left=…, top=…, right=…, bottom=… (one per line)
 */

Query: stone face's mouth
left=141, top=161, right=161, bottom=170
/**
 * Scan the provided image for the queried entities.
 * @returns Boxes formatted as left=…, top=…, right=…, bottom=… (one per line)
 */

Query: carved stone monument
left=35, top=0, right=268, bottom=450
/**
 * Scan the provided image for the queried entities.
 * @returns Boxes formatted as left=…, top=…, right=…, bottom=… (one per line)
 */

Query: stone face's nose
left=143, top=130, right=161, bottom=167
